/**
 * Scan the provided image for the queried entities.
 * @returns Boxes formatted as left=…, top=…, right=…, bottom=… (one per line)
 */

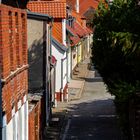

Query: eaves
left=27, top=11, right=53, bottom=22
left=52, top=37, right=68, bottom=52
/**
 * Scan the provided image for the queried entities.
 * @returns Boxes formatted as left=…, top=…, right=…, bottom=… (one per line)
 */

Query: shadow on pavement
left=61, top=98, right=125, bottom=140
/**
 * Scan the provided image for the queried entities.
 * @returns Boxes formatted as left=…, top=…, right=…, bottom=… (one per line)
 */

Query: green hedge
left=91, top=0, right=140, bottom=138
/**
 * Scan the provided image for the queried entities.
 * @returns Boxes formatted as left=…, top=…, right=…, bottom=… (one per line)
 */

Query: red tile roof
left=73, top=22, right=86, bottom=37
left=27, top=1, right=66, bottom=18
left=71, top=10, right=86, bottom=26
left=66, top=24, right=77, bottom=36
left=70, top=36, right=81, bottom=46
left=83, top=26, right=93, bottom=35
left=52, top=19, right=63, bottom=43
left=66, top=25, right=81, bottom=46
left=67, top=0, right=99, bottom=15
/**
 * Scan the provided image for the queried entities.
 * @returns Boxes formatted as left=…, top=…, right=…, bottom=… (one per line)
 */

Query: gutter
left=27, top=11, right=53, bottom=22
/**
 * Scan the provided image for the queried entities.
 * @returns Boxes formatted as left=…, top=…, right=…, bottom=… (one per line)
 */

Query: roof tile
left=67, top=0, right=99, bottom=15
left=27, top=1, right=66, bottom=18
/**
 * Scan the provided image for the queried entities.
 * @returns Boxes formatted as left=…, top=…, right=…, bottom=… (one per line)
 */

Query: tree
left=91, top=0, right=140, bottom=138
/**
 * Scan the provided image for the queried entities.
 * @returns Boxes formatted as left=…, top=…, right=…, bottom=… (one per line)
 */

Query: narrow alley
left=60, top=62, right=123, bottom=140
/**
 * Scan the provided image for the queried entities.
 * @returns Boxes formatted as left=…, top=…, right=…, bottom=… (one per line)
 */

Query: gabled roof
left=66, top=25, right=81, bottom=46
left=27, top=1, right=66, bottom=19
left=73, top=22, right=86, bottom=37
left=71, top=10, right=86, bottom=26
left=66, top=24, right=78, bottom=36
left=67, top=0, right=99, bottom=15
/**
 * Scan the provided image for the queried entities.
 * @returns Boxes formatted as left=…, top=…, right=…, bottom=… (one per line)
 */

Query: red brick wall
left=0, top=4, right=27, bottom=79
left=55, top=84, right=68, bottom=102
left=0, top=4, right=28, bottom=123
left=29, top=97, right=45, bottom=140
left=29, top=106, right=36, bottom=140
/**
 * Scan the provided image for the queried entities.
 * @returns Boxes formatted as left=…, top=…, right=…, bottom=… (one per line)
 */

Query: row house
left=66, top=5, right=92, bottom=77
left=0, top=1, right=55, bottom=140
left=27, top=0, right=93, bottom=104
left=0, top=4, right=28, bottom=140
left=27, top=0, right=68, bottom=105
left=67, top=0, right=98, bottom=28
left=27, top=11, right=53, bottom=139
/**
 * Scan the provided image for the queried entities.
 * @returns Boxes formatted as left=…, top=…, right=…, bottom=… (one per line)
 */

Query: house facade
left=0, top=4, right=28, bottom=140
left=52, top=38, right=68, bottom=103
left=27, top=0, right=68, bottom=104
left=27, top=11, right=53, bottom=139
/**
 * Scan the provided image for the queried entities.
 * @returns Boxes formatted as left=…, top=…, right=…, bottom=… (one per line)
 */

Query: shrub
left=91, top=0, right=140, bottom=138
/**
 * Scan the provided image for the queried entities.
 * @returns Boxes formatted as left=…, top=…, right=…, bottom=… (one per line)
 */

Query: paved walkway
left=68, top=58, right=90, bottom=101
left=46, top=58, right=123, bottom=140
left=60, top=64, right=124, bottom=140
left=45, top=58, right=90, bottom=139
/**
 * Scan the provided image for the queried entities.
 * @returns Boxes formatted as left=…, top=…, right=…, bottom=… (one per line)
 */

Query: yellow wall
left=77, top=44, right=82, bottom=63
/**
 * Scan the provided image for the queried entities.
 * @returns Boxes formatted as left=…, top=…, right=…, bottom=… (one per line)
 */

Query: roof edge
left=27, top=11, right=53, bottom=21
left=52, top=37, right=68, bottom=52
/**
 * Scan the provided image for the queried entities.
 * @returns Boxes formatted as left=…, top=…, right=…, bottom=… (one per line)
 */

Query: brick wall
left=29, top=97, right=45, bottom=140
left=0, top=4, right=27, bottom=79
left=0, top=4, right=28, bottom=123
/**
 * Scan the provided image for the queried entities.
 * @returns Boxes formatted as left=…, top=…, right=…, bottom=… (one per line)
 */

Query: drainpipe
left=61, top=55, right=67, bottom=102
left=66, top=50, right=69, bottom=102
left=70, top=47, right=73, bottom=79
left=66, top=50, right=69, bottom=83
left=60, top=59, right=63, bottom=102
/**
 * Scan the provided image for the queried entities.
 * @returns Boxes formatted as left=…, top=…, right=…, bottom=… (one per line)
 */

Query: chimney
left=75, top=0, right=79, bottom=13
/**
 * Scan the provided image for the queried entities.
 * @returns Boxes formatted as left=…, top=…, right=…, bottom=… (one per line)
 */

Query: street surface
left=62, top=67, right=123, bottom=140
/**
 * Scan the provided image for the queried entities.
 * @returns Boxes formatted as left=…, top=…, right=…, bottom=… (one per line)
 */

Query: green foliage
left=92, top=0, right=140, bottom=138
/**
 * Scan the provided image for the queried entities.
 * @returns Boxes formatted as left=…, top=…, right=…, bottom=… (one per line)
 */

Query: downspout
left=66, top=50, right=68, bottom=83
left=61, top=55, right=67, bottom=102
left=60, top=59, right=63, bottom=102
left=66, top=50, right=69, bottom=102
left=70, top=47, right=73, bottom=79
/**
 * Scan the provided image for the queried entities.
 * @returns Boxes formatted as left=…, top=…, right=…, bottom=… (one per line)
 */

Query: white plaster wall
left=4, top=95, right=28, bottom=140
left=21, top=104, right=25, bottom=140
left=14, top=112, right=18, bottom=140
left=62, top=19, right=66, bottom=46
left=25, top=100, right=28, bottom=140
left=2, top=115, right=7, bottom=140
left=67, top=47, right=71, bottom=82
left=90, top=34, right=93, bottom=45
left=7, top=119, right=13, bottom=140
left=72, top=47, right=78, bottom=70
left=52, top=44, right=63, bottom=92
left=87, top=35, right=90, bottom=53
left=62, top=52, right=67, bottom=89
